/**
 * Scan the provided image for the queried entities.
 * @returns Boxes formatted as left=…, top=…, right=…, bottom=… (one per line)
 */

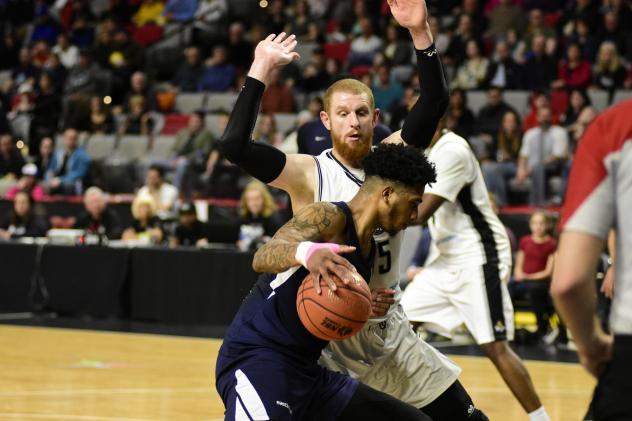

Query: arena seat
left=161, top=113, right=190, bottom=135
left=613, top=89, right=632, bottom=105
left=85, top=134, right=116, bottom=161
left=175, top=93, right=206, bottom=114
left=588, top=90, right=609, bottom=111
left=206, top=93, right=238, bottom=112
left=274, top=113, right=298, bottom=135
left=146, top=135, right=176, bottom=161
left=110, top=135, right=149, bottom=162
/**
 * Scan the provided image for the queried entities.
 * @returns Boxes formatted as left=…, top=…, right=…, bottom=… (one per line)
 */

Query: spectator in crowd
left=64, top=49, right=101, bottom=128
left=198, top=45, right=235, bottom=92
left=445, top=87, right=475, bottom=138
left=108, top=29, right=143, bottom=103
left=93, top=24, right=114, bottom=68
left=260, top=68, right=295, bottom=114
left=236, top=180, right=282, bottom=251
left=476, top=86, right=518, bottom=138
left=372, top=63, right=404, bottom=113
left=383, top=24, right=413, bottom=67
left=52, top=33, right=79, bottom=69
left=163, top=0, right=198, bottom=23
left=523, top=34, right=557, bottom=91
left=0, top=190, right=48, bottom=239
left=121, top=96, right=152, bottom=135
left=551, top=42, right=592, bottom=90
left=35, top=136, right=54, bottom=180
left=89, top=96, right=115, bottom=134
left=299, top=51, right=331, bottom=93
left=137, top=164, right=179, bottom=219
left=121, top=71, right=155, bottom=114
left=485, top=40, right=524, bottom=90
left=482, top=110, right=522, bottom=206
left=523, top=8, right=556, bottom=47
left=348, top=17, right=383, bottom=68
left=12, top=48, right=39, bottom=88
left=169, top=202, right=207, bottom=247
left=30, top=40, right=51, bottom=69
left=452, top=39, right=489, bottom=90
left=133, top=0, right=166, bottom=27
left=31, top=3, right=59, bottom=45
left=5, top=163, right=45, bottom=201
left=252, top=113, right=284, bottom=149
left=263, top=0, right=287, bottom=35
left=0, top=133, right=25, bottom=180
left=74, top=186, right=123, bottom=239
left=599, top=10, right=628, bottom=61
left=511, top=210, right=557, bottom=340
left=122, top=194, right=164, bottom=244
left=487, top=0, right=527, bottom=39
left=44, top=127, right=91, bottom=195
left=0, top=31, right=20, bottom=72
left=42, top=52, right=67, bottom=93
left=522, top=91, right=561, bottom=132
left=567, top=18, right=599, bottom=63
left=225, top=21, right=253, bottom=72
left=285, top=0, right=311, bottom=40
left=29, top=72, right=62, bottom=154
left=516, top=105, right=569, bottom=205
left=173, top=47, right=204, bottom=93
left=560, top=89, right=591, bottom=128
left=192, top=0, right=229, bottom=52
left=427, top=16, right=449, bottom=54
left=166, top=110, right=214, bottom=194
left=445, top=13, right=477, bottom=66
left=591, top=41, right=627, bottom=95
left=279, top=110, right=313, bottom=154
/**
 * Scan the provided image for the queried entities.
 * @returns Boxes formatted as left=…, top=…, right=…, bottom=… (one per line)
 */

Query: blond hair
left=595, top=41, right=622, bottom=74
left=239, top=180, right=277, bottom=219
left=132, top=193, right=157, bottom=220
left=324, top=78, right=375, bottom=113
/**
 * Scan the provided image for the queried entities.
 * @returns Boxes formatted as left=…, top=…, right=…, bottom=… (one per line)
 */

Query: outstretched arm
left=218, top=34, right=315, bottom=208
left=388, top=0, right=449, bottom=148
left=253, top=202, right=357, bottom=293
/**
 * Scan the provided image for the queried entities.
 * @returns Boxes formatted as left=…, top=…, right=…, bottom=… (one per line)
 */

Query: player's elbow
left=217, top=132, right=241, bottom=163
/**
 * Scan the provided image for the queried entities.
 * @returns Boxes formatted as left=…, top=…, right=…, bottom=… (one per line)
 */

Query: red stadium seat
left=133, top=23, right=163, bottom=47
left=350, top=65, right=372, bottom=78
left=324, top=42, right=351, bottom=63
left=161, top=113, right=190, bottom=135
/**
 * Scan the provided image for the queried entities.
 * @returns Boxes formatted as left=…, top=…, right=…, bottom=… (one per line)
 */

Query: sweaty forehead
left=330, top=91, right=372, bottom=110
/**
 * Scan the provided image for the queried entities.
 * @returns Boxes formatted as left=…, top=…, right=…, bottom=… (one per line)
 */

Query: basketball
left=296, top=272, right=372, bottom=341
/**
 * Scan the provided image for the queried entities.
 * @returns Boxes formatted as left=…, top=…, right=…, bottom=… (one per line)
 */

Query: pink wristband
left=295, top=241, right=341, bottom=267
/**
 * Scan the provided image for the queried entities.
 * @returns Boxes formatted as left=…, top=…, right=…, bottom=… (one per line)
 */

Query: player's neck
left=331, top=148, right=362, bottom=170
left=347, top=194, right=378, bottom=255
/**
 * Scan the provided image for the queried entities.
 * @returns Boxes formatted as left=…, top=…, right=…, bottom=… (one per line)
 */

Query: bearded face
left=321, top=91, right=377, bottom=167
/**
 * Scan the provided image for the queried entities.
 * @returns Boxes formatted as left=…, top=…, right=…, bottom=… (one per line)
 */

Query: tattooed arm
left=252, top=202, right=357, bottom=290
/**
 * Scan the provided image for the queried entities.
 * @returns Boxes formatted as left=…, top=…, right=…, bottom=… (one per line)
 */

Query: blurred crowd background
left=0, top=0, right=631, bottom=248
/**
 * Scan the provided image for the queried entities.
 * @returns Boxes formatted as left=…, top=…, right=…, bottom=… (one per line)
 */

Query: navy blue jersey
left=216, top=202, right=374, bottom=420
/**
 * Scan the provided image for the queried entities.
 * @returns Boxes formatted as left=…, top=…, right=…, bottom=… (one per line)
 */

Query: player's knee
left=480, top=340, right=509, bottom=361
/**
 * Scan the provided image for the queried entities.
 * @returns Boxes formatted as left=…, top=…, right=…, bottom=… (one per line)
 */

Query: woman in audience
left=511, top=210, right=557, bottom=341
left=89, top=96, right=115, bottom=134
left=445, top=87, right=475, bottom=138
left=551, top=42, right=592, bottom=90
left=0, top=190, right=48, bottom=239
left=481, top=110, right=522, bottom=206
left=452, top=39, right=489, bottom=90
left=122, top=194, right=164, bottom=244
left=252, top=113, right=283, bottom=149
left=560, top=88, right=591, bottom=127
left=591, top=41, right=627, bottom=96
left=236, top=181, right=282, bottom=251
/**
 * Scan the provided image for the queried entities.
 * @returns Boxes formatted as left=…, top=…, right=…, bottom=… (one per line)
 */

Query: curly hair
left=362, top=143, right=436, bottom=189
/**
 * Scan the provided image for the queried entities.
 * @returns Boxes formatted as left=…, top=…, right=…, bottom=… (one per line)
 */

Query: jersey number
left=377, top=240, right=391, bottom=274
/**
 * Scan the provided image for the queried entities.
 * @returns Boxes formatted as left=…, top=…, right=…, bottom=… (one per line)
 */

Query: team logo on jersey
left=276, top=401, right=292, bottom=414
left=315, top=136, right=326, bottom=142
left=494, top=321, right=506, bottom=333
left=467, top=404, right=475, bottom=416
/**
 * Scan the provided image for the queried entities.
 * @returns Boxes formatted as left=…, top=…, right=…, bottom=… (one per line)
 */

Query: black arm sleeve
left=217, top=77, right=287, bottom=184
left=401, top=44, right=449, bottom=149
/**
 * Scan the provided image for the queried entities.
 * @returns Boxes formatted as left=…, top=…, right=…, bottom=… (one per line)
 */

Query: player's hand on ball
left=305, top=246, right=357, bottom=295
left=253, top=33, right=300, bottom=68
left=370, top=288, right=396, bottom=317
left=388, top=0, right=429, bottom=31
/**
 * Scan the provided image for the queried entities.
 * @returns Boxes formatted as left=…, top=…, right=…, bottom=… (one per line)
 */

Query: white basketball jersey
left=313, top=149, right=403, bottom=291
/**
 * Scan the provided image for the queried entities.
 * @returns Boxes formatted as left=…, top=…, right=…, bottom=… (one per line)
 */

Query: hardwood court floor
left=0, top=325, right=595, bottom=421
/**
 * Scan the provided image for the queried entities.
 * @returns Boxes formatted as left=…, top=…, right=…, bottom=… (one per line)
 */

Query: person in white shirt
left=401, top=126, right=551, bottom=421
left=137, top=164, right=179, bottom=220
left=52, top=33, right=79, bottom=69
left=516, top=105, right=569, bottom=205
left=348, top=17, right=383, bottom=67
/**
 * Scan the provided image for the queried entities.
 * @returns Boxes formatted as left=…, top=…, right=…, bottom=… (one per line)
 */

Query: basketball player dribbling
left=215, top=144, right=437, bottom=420
left=217, top=1, right=488, bottom=419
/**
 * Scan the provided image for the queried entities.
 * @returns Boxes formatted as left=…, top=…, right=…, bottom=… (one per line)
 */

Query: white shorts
left=319, top=304, right=461, bottom=408
left=401, top=261, right=514, bottom=345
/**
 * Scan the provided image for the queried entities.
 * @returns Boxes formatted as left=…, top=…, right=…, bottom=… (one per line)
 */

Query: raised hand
left=248, top=33, right=300, bottom=85
left=388, top=0, right=428, bottom=32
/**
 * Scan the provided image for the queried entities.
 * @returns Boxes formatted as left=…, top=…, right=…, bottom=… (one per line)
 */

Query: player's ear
left=320, top=110, right=331, bottom=130
left=372, top=108, right=380, bottom=127
left=381, top=185, right=394, bottom=204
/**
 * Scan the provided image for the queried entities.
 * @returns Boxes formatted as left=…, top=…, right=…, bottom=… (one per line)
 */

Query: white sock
left=528, top=406, right=550, bottom=421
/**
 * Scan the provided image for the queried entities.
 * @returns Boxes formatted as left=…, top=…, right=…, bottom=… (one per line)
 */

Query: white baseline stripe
left=0, top=413, right=156, bottom=421
left=0, top=387, right=209, bottom=397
